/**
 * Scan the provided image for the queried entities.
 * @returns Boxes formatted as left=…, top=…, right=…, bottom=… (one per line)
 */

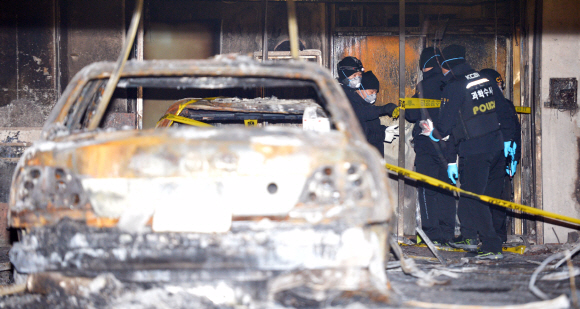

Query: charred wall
left=0, top=0, right=59, bottom=207
left=145, top=0, right=327, bottom=63
left=0, top=0, right=126, bottom=205
left=0, top=0, right=57, bottom=123
left=60, top=0, right=125, bottom=87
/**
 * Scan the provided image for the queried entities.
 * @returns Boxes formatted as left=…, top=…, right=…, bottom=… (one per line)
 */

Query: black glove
left=382, top=103, right=399, bottom=117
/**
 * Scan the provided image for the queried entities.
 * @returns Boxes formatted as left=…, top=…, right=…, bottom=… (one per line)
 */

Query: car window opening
left=65, top=75, right=335, bottom=132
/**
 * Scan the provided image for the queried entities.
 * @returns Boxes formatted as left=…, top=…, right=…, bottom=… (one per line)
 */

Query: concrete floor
left=0, top=243, right=577, bottom=308
left=389, top=243, right=577, bottom=308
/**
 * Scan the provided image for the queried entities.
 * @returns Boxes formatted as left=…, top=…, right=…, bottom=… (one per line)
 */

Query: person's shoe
left=465, top=251, right=504, bottom=260
left=449, top=238, right=479, bottom=251
left=432, top=241, right=450, bottom=248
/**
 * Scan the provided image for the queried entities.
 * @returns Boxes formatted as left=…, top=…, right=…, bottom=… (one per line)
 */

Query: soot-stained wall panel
left=16, top=1, right=57, bottom=107
left=0, top=2, right=18, bottom=109
left=221, top=2, right=326, bottom=60
left=221, top=2, right=262, bottom=55
left=0, top=0, right=57, bottom=127
left=62, top=0, right=124, bottom=84
left=143, top=1, right=326, bottom=63
left=441, top=35, right=508, bottom=79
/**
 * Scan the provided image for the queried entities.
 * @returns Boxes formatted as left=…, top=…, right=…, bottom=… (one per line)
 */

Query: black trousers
left=489, top=175, right=512, bottom=243
left=415, top=151, right=456, bottom=243
left=458, top=150, right=505, bottom=253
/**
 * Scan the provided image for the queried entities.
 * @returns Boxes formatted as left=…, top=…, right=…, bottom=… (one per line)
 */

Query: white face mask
left=348, top=76, right=362, bottom=89
left=364, top=93, right=377, bottom=104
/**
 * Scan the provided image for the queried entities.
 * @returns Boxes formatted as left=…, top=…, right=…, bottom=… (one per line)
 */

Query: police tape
left=385, top=163, right=580, bottom=226
left=400, top=242, right=527, bottom=254
left=399, top=98, right=441, bottom=109
left=158, top=114, right=213, bottom=127
left=397, top=98, right=531, bottom=114
left=515, top=106, right=531, bottom=114
left=177, top=98, right=201, bottom=115
left=156, top=97, right=222, bottom=127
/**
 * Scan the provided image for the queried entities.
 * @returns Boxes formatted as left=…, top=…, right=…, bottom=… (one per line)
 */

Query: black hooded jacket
left=406, top=67, right=450, bottom=158
left=341, top=84, right=396, bottom=155
left=405, top=67, right=445, bottom=145
left=435, top=63, right=517, bottom=159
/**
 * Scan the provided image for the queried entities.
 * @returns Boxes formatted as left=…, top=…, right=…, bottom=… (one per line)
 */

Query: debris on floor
left=1, top=238, right=580, bottom=308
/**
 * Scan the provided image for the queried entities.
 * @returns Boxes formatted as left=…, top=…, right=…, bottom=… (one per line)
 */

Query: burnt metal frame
left=253, top=50, right=323, bottom=65
left=262, top=0, right=268, bottom=62
left=397, top=0, right=406, bottom=237
left=42, top=59, right=366, bottom=144
left=530, top=0, right=543, bottom=244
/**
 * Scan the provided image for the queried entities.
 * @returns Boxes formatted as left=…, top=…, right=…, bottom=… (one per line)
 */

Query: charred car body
left=8, top=55, right=396, bottom=306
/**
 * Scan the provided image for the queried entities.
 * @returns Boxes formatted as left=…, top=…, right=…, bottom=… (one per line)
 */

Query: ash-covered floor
left=389, top=242, right=577, bottom=308
left=0, top=242, right=577, bottom=308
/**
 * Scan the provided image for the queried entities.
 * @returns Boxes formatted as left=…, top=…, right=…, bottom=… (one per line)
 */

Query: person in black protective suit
left=420, top=44, right=519, bottom=260
left=337, top=57, right=398, bottom=156
left=406, top=47, right=456, bottom=245
left=480, top=68, right=522, bottom=244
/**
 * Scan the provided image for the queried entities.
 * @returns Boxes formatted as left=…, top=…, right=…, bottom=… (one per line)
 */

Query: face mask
left=364, top=93, right=377, bottom=104
left=348, top=76, right=362, bottom=89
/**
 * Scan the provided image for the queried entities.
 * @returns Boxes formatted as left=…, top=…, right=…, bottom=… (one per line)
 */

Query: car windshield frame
left=42, top=58, right=364, bottom=142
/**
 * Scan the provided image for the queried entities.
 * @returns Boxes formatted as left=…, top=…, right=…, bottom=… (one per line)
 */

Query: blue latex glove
left=507, top=160, right=518, bottom=177
left=447, top=163, right=458, bottom=185
left=429, top=131, right=440, bottom=142
left=504, top=141, right=516, bottom=159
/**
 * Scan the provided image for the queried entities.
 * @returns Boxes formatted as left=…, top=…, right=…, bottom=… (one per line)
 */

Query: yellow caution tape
left=386, top=163, right=580, bottom=226
left=400, top=242, right=527, bottom=255
left=397, top=98, right=531, bottom=114
left=176, top=99, right=200, bottom=116
left=503, top=245, right=526, bottom=254
left=399, top=242, right=466, bottom=252
left=407, top=255, right=440, bottom=262
left=158, top=114, right=213, bottom=127
left=399, top=98, right=441, bottom=109
left=175, top=97, right=221, bottom=115
left=244, top=119, right=258, bottom=126
left=515, top=106, right=531, bottom=114
left=156, top=97, right=221, bottom=127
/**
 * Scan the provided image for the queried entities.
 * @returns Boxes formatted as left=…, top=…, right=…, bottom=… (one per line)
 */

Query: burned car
left=8, top=55, right=396, bottom=306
